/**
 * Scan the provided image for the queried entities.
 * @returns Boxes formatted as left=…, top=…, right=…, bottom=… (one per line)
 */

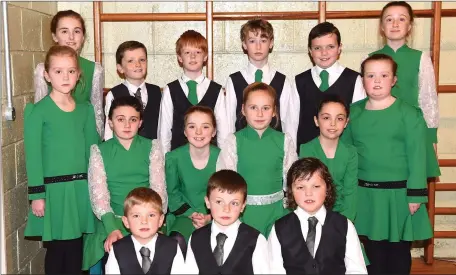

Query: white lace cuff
left=216, top=133, right=238, bottom=171
left=150, top=139, right=168, bottom=213
left=91, top=63, right=105, bottom=137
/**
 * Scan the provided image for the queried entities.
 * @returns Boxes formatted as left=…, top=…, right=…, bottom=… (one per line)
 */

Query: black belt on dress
left=28, top=173, right=87, bottom=194
left=358, top=179, right=428, bottom=196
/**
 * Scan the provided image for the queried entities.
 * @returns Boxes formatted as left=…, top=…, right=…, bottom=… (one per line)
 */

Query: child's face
left=242, top=90, right=276, bottom=132
left=205, top=189, right=246, bottom=229
left=108, top=106, right=142, bottom=141
left=242, top=31, right=273, bottom=64
left=292, top=172, right=327, bottom=215
left=314, top=102, right=348, bottom=140
left=52, top=16, right=85, bottom=52
left=309, top=33, right=341, bottom=69
left=117, top=48, right=147, bottom=83
left=122, top=203, right=164, bottom=245
left=184, top=111, right=216, bottom=149
left=44, top=55, right=80, bottom=95
left=381, top=6, right=412, bottom=42
left=177, top=45, right=207, bottom=74
left=363, top=60, right=397, bottom=101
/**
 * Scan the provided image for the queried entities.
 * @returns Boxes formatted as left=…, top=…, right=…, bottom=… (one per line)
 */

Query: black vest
left=190, top=223, right=260, bottom=275
left=275, top=211, right=348, bottom=275
left=113, top=234, right=178, bottom=275
left=111, top=83, right=162, bottom=140
left=168, top=80, right=221, bottom=151
left=230, top=71, right=286, bottom=131
left=295, top=69, right=358, bottom=152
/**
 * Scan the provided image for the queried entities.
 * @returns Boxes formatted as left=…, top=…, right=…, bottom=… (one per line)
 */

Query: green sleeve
left=101, top=212, right=121, bottom=235
left=165, top=152, right=195, bottom=217
left=427, top=127, right=437, bottom=144
left=405, top=108, right=428, bottom=203
left=24, top=104, right=46, bottom=200
left=85, top=103, right=101, bottom=160
left=340, top=147, right=358, bottom=221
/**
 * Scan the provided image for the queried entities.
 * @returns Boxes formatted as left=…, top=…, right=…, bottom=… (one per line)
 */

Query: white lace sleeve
left=283, top=133, right=298, bottom=191
left=33, top=63, right=48, bottom=103
left=91, top=63, right=105, bottom=137
left=88, top=144, right=114, bottom=220
left=216, top=133, right=238, bottom=171
left=418, top=52, right=439, bottom=128
left=150, top=139, right=168, bottom=213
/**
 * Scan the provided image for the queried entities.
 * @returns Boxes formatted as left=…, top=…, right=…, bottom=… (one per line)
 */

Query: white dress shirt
left=288, top=62, right=366, bottom=147
left=224, top=62, right=295, bottom=137
left=157, top=73, right=228, bottom=153
left=104, top=80, right=149, bottom=140
left=185, top=220, right=270, bottom=274
left=268, top=206, right=367, bottom=274
left=105, top=234, right=186, bottom=274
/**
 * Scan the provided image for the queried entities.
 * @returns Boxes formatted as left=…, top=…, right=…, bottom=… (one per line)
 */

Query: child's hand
left=104, top=230, right=123, bottom=252
left=31, top=199, right=45, bottom=217
left=409, top=203, right=421, bottom=215
left=192, top=213, right=211, bottom=229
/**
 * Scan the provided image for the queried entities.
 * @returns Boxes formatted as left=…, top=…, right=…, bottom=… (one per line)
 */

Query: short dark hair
left=317, top=94, right=350, bottom=117
left=361, top=53, right=398, bottom=77
left=108, top=96, right=144, bottom=120
left=207, top=170, right=248, bottom=202
left=124, top=187, right=163, bottom=216
left=286, top=158, right=336, bottom=210
left=308, top=22, right=341, bottom=49
left=116, top=40, right=147, bottom=65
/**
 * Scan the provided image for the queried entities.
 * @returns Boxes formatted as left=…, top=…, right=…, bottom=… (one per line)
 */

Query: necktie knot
left=319, top=70, right=329, bottom=92
left=216, top=233, right=228, bottom=247
left=140, top=246, right=150, bottom=257
left=308, top=216, right=318, bottom=228
left=186, top=80, right=198, bottom=105
left=255, top=69, right=263, bottom=82
left=134, top=87, right=144, bottom=109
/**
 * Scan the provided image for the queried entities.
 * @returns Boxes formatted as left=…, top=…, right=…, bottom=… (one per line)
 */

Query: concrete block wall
left=1, top=2, right=56, bottom=273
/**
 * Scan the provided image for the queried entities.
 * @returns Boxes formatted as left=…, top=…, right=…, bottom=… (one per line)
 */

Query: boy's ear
left=122, top=216, right=130, bottom=229
left=158, top=214, right=165, bottom=228
left=240, top=201, right=247, bottom=213
left=204, top=196, right=210, bottom=209
left=269, top=38, right=274, bottom=50
left=338, top=43, right=343, bottom=55
left=116, top=64, right=124, bottom=75
left=242, top=41, right=248, bottom=51
left=177, top=55, right=184, bottom=64
left=314, top=116, right=319, bottom=127
left=203, top=54, right=208, bottom=62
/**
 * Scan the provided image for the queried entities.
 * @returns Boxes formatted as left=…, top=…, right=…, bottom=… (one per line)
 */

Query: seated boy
left=268, top=158, right=367, bottom=274
left=185, top=170, right=270, bottom=274
left=104, top=41, right=162, bottom=141
left=291, top=22, right=366, bottom=150
left=105, top=187, right=185, bottom=274
left=225, top=19, right=294, bottom=134
left=158, top=30, right=228, bottom=153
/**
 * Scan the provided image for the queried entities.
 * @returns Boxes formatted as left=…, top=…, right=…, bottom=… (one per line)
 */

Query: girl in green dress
left=34, top=10, right=105, bottom=137
left=166, top=106, right=220, bottom=254
left=217, top=82, right=298, bottom=237
left=83, top=96, right=167, bottom=271
left=24, top=45, right=100, bottom=274
left=299, top=95, right=358, bottom=222
left=343, top=54, right=432, bottom=275
left=370, top=1, right=440, bottom=178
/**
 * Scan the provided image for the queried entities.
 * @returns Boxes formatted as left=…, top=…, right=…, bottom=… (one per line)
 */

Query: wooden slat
left=438, top=85, right=456, bottom=94
left=435, top=207, right=456, bottom=215
left=434, top=231, right=456, bottom=238
left=100, top=13, right=206, bottom=22
left=435, top=183, right=456, bottom=191
left=213, top=11, right=318, bottom=20
left=426, top=180, right=436, bottom=264
left=318, top=2, right=326, bottom=23
left=442, top=9, right=456, bottom=16
left=206, top=1, right=214, bottom=79
left=93, top=2, right=102, bottom=64
left=438, top=159, right=456, bottom=167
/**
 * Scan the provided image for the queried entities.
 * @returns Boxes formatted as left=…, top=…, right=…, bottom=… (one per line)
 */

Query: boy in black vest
left=225, top=19, right=293, bottom=134
left=291, top=22, right=366, bottom=151
left=185, top=170, right=270, bottom=274
left=105, top=187, right=185, bottom=274
left=158, top=30, right=228, bottom=153
left=268, top=158, right=367, bottom=274
left=104, top=41, right=162, bottom=141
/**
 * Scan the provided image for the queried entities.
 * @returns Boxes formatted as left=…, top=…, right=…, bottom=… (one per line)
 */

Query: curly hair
left=286, top=157, right=336, bottom=210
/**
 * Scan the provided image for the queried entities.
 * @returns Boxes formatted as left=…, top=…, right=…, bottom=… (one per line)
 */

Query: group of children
left=24, top=1, right=440, bottom=274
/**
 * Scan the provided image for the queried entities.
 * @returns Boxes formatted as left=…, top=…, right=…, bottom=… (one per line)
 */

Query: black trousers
left=44, top=237, right=83, bottom=274
left=364, top=239, right=412, bottom=275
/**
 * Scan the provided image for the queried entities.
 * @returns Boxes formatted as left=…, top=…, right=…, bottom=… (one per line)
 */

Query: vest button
left=312, top=263, right=317, bottom=269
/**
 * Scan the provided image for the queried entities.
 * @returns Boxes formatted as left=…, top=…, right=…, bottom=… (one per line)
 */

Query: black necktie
left=139, top=246, right=151, bottom=273
left=134, top=87, right=144, bottom=109
left=306, top=216, right=318, bottom=257
left=213, top=233, right=228, bottom=266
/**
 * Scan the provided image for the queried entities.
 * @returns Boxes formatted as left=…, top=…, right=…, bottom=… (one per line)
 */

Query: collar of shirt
left=124, top=79, right=147, bottom=96
left=246, top=62, right=271, bottom=82
left=131, top=234, right=158, bottom=258
left=295, top=206, right=327, bottom=227
left=181, top=73, right=206, bottom=85
left=313, top=61, right=344, bottom=78
left=211, top=219, right=241, bottom=240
